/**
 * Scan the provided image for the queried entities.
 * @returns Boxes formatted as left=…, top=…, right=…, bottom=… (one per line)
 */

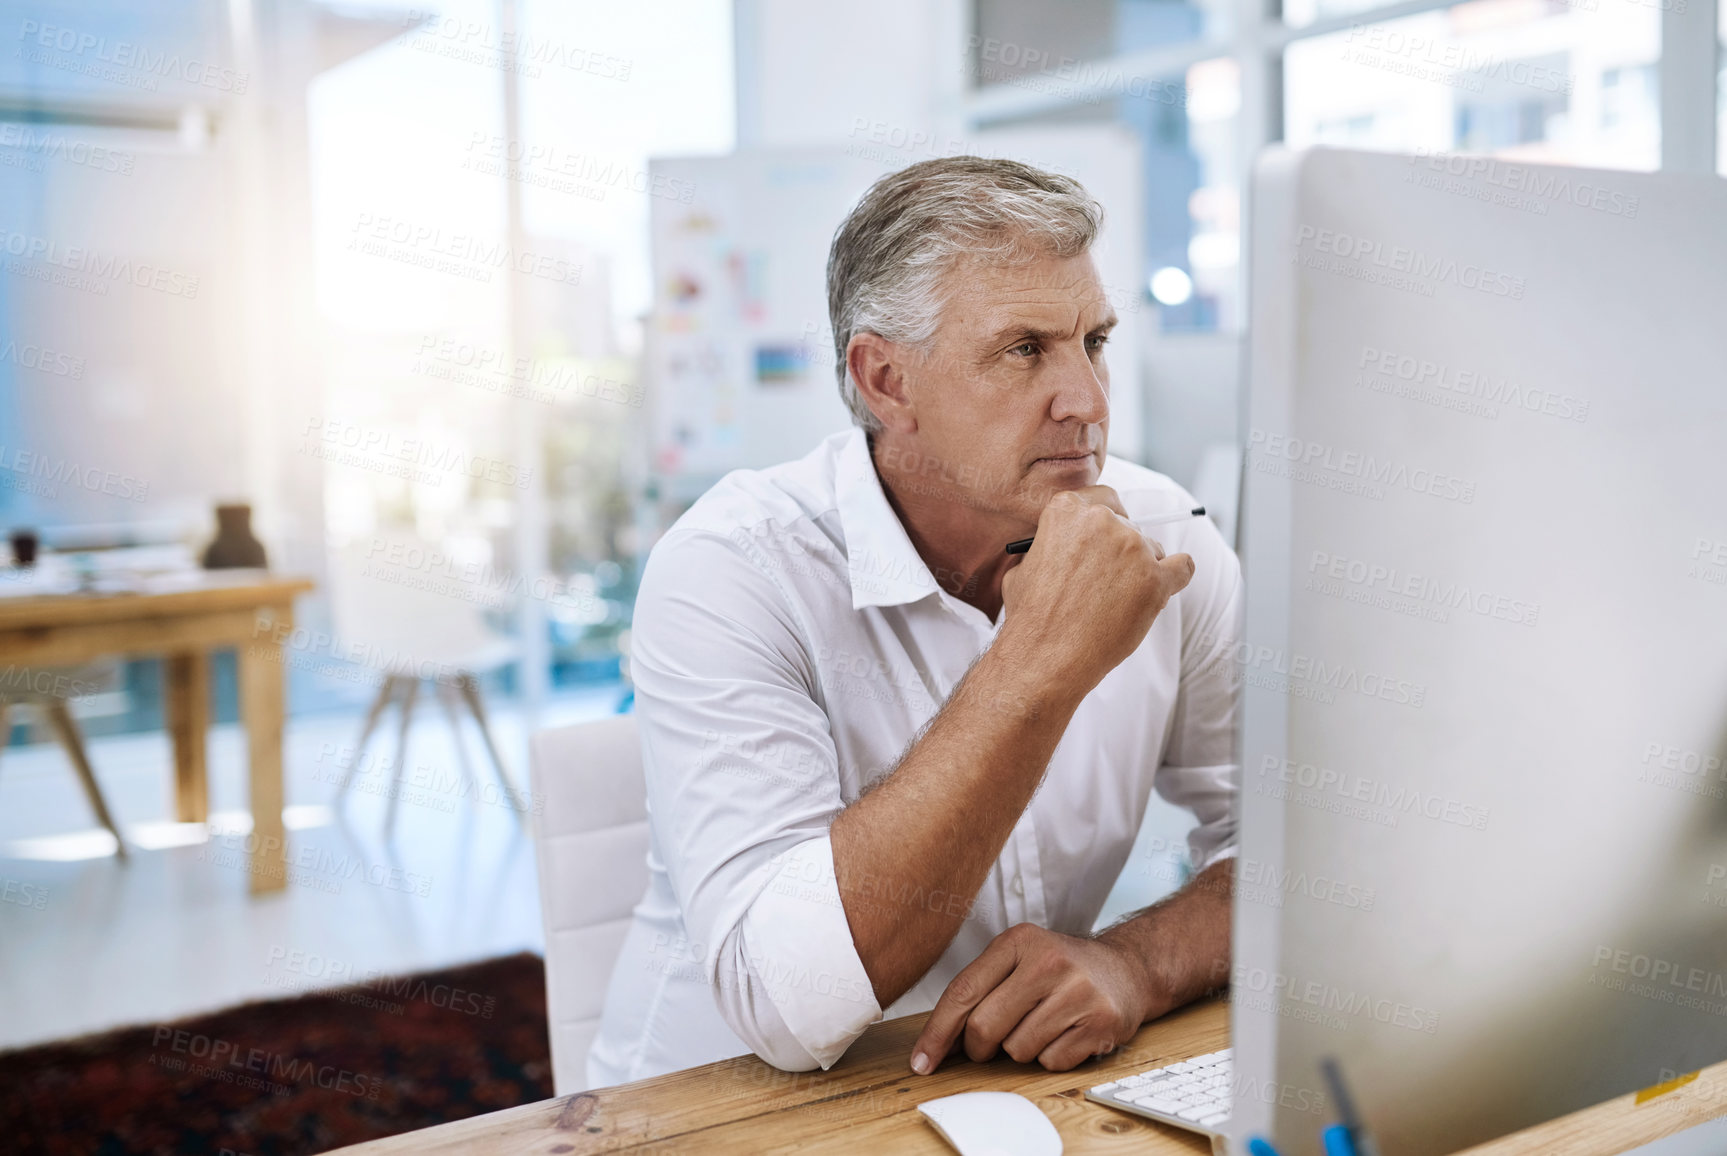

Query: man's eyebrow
left=982, top=314, right=1119, bottom=347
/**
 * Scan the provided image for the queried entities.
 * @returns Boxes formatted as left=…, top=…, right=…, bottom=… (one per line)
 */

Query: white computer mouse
left=917, top=1090, right=1064, bottom=1156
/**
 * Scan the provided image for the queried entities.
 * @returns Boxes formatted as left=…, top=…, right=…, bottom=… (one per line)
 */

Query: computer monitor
left=1232, top=146, right=1727, bottom=1156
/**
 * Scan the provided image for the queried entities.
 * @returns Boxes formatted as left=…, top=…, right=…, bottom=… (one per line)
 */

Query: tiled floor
left=0, top=680, right=1188, bottom=1053
left=0, top=684, right=627, bottom=1051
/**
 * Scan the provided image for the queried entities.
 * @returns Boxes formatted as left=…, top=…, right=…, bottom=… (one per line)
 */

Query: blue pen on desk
left=1319, top=1056, right=1378, bottom=1156
left=1321, top=1124, right=1357, bottom=1156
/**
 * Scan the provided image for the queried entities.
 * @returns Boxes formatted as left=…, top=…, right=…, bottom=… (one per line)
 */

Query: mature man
left=588, top=156, right=1240, bottom=1086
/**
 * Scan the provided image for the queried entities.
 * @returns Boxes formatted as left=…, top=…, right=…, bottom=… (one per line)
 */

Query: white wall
left=734, top=0, right=969, bottom=151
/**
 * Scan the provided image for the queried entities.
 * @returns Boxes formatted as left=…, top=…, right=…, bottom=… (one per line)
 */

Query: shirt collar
left=833, top=427, right=942, bottom=612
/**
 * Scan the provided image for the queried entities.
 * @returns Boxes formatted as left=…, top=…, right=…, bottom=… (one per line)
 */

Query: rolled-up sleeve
left=1157, top=513, right=1244, bottom=872
left=631, top=527, right=883, bottom=1071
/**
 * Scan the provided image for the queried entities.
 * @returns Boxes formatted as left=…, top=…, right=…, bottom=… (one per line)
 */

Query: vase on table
left=202, top=503, right=268, bottom=569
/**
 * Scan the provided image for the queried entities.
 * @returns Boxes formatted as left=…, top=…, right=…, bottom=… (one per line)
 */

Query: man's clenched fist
left=999, top=486, right=1195, bottom=695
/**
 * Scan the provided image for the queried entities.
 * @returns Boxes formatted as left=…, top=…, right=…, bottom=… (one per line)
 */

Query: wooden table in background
left=0, top=572, right=313, bottom=893
left=326, top=995, right=1727, bottom=1155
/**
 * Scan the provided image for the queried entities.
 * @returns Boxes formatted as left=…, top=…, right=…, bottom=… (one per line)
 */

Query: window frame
left=959, top=0, right=1721, bottom=329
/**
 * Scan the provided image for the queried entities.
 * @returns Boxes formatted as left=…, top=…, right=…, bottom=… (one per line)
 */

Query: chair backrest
left=529, top=713, right=649, bottom=1095
left=327, top=534, right=512, bottom=670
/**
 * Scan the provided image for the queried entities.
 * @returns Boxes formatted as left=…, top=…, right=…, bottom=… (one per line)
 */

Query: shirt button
left=1011, top=874, right=1025, bottom=896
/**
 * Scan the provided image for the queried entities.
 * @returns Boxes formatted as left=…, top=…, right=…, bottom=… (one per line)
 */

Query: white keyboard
left=1084, top=1047, right=1233, bottom=1137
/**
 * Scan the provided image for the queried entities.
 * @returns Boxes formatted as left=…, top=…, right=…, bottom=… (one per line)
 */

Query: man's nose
left=1048, top=348, right=1109, bottom=425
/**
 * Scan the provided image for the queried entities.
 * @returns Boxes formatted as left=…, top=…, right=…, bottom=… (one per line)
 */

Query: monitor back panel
left=1234, top=146, right=1727, bottom=1156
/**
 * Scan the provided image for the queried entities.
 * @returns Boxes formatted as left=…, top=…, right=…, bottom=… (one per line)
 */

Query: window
left=309, top=0, right=734, bottom=702
left=968, top=0, right=1707, bottom=337
left=1285, top=0, right=1660, bottom=170
left=1176, top=58, right=1243, bottom=332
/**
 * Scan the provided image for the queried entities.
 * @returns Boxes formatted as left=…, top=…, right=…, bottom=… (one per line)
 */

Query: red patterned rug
left=0, top=952, right=553, bottom=1155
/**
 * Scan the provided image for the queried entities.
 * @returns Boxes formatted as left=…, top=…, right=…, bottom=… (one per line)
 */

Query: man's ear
left=846, top=332, right=917, bottom=434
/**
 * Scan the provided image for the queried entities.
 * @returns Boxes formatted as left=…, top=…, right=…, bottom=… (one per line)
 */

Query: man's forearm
left=830, top=630, right=1086, bottom=1008
left=1095, top=858, right=1235, bottom=1023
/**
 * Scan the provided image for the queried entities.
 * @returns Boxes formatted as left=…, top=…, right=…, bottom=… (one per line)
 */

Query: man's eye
left=1010, top=342, right=1039, bottom=357
left=1087, top=334, right=1111, bottom=351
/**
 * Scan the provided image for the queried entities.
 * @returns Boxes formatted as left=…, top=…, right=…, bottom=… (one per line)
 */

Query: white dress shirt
left=587, top=427, right=1242, bottom=1087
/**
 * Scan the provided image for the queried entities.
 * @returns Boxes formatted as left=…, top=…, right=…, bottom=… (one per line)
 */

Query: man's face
left=886, top=247, right=1115, bottom=527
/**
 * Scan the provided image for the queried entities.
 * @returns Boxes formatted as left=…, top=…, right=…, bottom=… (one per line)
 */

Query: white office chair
left=326, top=535, right=523, bottom=835
left=529, top=714, right=650, bottom=1095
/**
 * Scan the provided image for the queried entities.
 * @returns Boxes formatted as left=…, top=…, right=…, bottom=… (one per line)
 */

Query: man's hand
left=1000, top=486, right=1196, bottom=696
left=908, top=923, right=1159, bottom=1075
left=907, top=859, right=1236, bottom=1077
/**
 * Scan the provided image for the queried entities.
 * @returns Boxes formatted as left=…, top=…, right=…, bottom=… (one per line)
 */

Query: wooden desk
left=330, top=1000, right=1220, bottom=1155
left=325, top=995, right=1727, bottom=1156
left=0, top=571, right=313, bottom=893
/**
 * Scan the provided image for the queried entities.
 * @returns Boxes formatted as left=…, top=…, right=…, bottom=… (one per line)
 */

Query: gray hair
left=825, top=156, right=1103, bottom=432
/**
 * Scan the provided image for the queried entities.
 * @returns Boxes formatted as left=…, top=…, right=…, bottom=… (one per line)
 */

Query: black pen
left=1004, top=506, right=1205, bottom=555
